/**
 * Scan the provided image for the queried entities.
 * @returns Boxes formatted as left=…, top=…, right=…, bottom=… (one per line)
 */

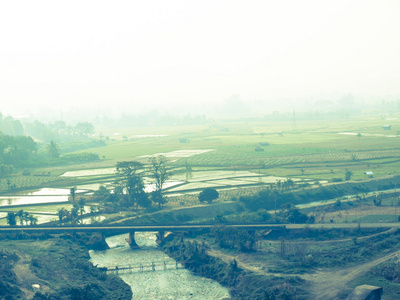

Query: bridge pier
left=156, top=230, right=165, bottom=244
left=126, top=231, right=140, bottom=249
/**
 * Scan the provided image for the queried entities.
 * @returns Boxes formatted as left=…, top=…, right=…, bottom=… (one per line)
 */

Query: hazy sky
left=1, top=0, right=400, bottom=117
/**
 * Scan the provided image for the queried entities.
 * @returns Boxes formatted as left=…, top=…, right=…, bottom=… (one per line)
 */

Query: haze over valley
left=1, top=1, right=400, bottom=299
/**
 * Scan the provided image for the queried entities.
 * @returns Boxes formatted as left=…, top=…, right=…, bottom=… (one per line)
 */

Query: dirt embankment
left=207, top=229, right=400, bottom=300
left=301, top=249, right=400, bottom=299
left=13, top=253, right=51, bottom=298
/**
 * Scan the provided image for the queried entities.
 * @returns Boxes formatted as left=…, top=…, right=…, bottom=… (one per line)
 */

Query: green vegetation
left=3, top=113, right=400, bottom=298
left=149, top=155, right=172, bottom=208
left=0, top=250, right=21, bottom=298
left=0, top=234, right=131, bottom=299
left=198, top=187, right=219, bottom=204
left=163, top=238, right=307, bottom=299
left=115, top=161, right=150, bottom=209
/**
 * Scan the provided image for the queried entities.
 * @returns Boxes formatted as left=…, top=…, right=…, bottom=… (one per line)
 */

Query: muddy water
left=89, top=233, right=230, bottom=300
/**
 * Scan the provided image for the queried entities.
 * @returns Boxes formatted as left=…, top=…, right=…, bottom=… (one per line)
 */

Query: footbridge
left=106, top=261, right=185, bottom=274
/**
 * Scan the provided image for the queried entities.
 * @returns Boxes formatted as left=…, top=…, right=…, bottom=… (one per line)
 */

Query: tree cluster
left=57, top=199, right=85, bottom=225
left=163, top=238, right=306, bottom=299
left=0, top=132, right=101, bottom=182
left=198, top=187, right=219, bottom=204
left=115, top=161, right=151, bottom=209
left=7, top=210, right=37, bottom=226
left=211, top=226, right=258, bottom=252
left=24, top=120, right=95, bottom=143
left=239, top=189, right=313, bottom=223
left=94, top=155, right=172, bottom=210
left=0, top=133, right=37, bottom=169
left=149, top=156, right=172, bottom=208
left=0, top=113, right=24, bottom=136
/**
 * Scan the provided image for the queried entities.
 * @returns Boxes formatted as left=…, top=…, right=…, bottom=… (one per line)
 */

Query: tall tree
left=345, top=168, right=353, bottom=181
left=71, top=204, right=79, bottom=224
left=116, top=161, right=149, bottom=209
left=28, top=215, right=38, bottom=225
left=283, top=178, right=294, bottom=190
left=0, top=164, right=13, bottom=178
left=276, top=179, right=282, bottom=190
left=74, top=122, right=95, bottom=138
left=78, top=198, right=86, bottom=217
left=17, top=210, right=24, bottom=225
left=57, top=208, right=67, bottom=224
left=126, top=175, right=149, bottom=209
left=23, top=211, right=29, bottom=225
left=1, top=116, right=24, bottom=136
left=47, top=140, right=60, bottom=159
left=6, top=212, right=17, bottom=226
left=185, top=160, right=193, bottom=181
left=70, top=187, right=76, bottom=202
left=149, top=155, right=171, bottom=209
left=93, top=185, right=111, bottom=202
left=1, top=135, right=37, bottom=167
left=116, top=161, right=144, bottom=177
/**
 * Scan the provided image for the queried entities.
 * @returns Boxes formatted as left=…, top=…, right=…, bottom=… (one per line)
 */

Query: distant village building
left=382, top=125, right=391, bottom=130
left=364, top=171, right=373, bottom=178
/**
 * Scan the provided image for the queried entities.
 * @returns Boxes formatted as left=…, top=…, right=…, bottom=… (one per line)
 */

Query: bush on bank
left=163, top=238, right=307, bottom=300
left=0, top=233, right=132, bottom=300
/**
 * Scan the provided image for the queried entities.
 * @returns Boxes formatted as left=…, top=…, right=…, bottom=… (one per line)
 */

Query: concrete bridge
left=0, top=223, right=286, bottom=248
left=1, top=222, right=398, bottom=248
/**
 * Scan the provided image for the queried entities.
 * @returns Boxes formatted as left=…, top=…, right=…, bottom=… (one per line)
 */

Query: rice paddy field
left=2, top=116, right=400, bottom=192
left=81, top=116, right=400, bottom=182
left=1, top=115, right=400, bottom=224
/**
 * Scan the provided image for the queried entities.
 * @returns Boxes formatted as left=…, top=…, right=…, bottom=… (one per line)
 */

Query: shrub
left=331, top=177, right=343, bottom=182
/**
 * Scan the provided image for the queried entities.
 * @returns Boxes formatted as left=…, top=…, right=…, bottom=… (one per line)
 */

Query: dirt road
left=302, top=249, right=400, bottom=299
left=208, top=245, right=400, bottom=299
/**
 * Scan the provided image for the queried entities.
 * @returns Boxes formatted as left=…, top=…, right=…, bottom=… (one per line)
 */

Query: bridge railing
left=0, top=223, right=286, bottom=233
left=105, top=261, right=185, bottom=274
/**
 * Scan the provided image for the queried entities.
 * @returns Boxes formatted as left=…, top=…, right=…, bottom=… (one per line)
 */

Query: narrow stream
left=89, top=233, right=230, bottom=300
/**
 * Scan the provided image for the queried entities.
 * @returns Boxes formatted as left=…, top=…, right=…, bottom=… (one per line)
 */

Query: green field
left=2, top=115, right=400, bottom=299
left=2, top=115, right=400, bottom=222
left=2, top=115, right=400, bottom=197
left=71, top=116, right=400, bottom=183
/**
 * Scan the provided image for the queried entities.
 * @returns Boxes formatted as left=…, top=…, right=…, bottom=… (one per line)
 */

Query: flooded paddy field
left=0, top=203, right=92, bottom=225
left=57, top=164, right=299, bottom=197
left=171, top=170, right=262, bottom=182
left=61, top=168, right=117, bottom=177
left=138, top=149, right=215, bottom=160
left=0, top=193, right=69, bottom=206
left=0, top=212, right=57, bottom=225
left=0, top=188, right=87, bottom=207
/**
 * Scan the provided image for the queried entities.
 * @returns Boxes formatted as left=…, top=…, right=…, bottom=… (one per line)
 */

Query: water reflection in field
left=0, top=188, right=86, bottom=206
left=61, top=168, right=116, bottom=177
